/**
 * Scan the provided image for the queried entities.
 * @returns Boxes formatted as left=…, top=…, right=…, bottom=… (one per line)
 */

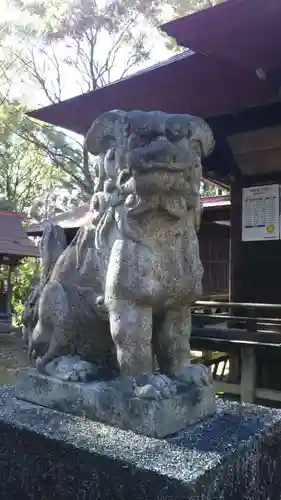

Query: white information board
left=242, top=184, right=280, bottom=241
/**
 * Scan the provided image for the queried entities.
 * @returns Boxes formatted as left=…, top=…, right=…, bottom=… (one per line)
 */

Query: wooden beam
left=255, top=388, right=281, bottom=402
left=215, top=382, right=281, bottom=404
left=228, top=125, right=281, bottom=155
left=215, top=381, right=241, bottom=395
left=204, top=102, right=281, bottom=183
left=208, top=102, right=281, bottom=137
left=202, top=210, right=230, bottom=222
left=232, top=147, right=281, bottom=176
left=191, top=326, right=281, bottom=345
left=240, top=346, right=257, bottom=403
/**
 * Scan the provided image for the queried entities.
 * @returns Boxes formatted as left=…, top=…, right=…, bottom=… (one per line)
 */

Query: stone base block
left=1, top=388, right=281, bottom=499
left=14, top=368, right=215, bottom=438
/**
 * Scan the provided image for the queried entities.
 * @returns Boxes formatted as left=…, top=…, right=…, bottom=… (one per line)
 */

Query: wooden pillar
left=228, top=181, right=243, bottom=384
left=240, top=346, right=257, bottom=403
left=6, top=264, right=13, bottom=317
left=230, top=181, right=242, bottom=302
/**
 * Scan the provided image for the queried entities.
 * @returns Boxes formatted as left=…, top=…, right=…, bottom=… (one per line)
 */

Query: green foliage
left=27, top=123, right=94, bottom=200
left=0, top=99, right=65, bottom=213
left=11, top=258, right=39, bottom=327
left=0, top=98, right=67, bottom=326
left=0, top=0, right=174, bottom=206
left=200, top=183, right=217, bottom=196
left=4, top=0, right=163, bottom=101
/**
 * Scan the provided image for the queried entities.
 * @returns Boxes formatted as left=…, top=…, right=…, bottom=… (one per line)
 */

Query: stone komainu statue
left=28, top=110, right=215, bottom=390
left=22, top=224, right=67, bottom=346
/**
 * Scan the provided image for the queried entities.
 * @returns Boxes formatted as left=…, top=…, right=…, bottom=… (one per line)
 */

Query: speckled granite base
left=14, top=368, right=215, bottom=438
left=1, top=389, right=281, bottom=499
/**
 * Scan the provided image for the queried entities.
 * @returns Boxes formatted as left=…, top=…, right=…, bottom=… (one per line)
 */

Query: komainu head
left=84, top=110, right=214, bottom=248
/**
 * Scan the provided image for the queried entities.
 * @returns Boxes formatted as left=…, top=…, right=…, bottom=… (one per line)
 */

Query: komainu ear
left=187, top=116, right=215, bottom=159
left=84, top=110, right=126, bottom=156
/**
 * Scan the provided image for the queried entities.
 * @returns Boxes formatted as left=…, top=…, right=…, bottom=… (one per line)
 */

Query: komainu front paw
left=173, top=363, right=213, bottom=388
left=134, top=374, right=177, bottom=400
left=44, top=356, right=99, bottom=382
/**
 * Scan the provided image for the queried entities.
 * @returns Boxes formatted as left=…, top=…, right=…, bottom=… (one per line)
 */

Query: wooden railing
left=190, top=301, right=281, bottom=404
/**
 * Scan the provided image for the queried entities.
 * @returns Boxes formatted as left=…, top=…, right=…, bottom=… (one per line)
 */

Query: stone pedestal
left=14, top=368, right=215, bottom=438
left=1, top=388, right=281, bottom=499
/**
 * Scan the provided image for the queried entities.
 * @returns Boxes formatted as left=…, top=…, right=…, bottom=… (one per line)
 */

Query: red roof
left=27, top=203, right=90, bottom=235
left=27, top=49, right=274, bottom=136
left=26, top=196, right=230, bottom=236
left=0, top=212, right=39, bottom=259
left=161, top=0, right=281, bottom=76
